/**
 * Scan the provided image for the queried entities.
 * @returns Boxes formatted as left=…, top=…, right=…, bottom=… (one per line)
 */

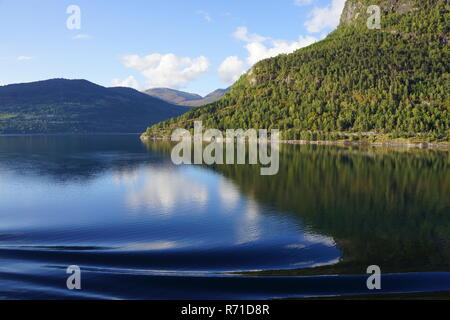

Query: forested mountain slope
left=143, top=0, right=449, bottom=143
left=0, top=79, right=187, bottom=134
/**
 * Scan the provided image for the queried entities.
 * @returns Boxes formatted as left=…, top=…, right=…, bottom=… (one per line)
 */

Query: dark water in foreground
left=0, top=135, right=449, bottom=299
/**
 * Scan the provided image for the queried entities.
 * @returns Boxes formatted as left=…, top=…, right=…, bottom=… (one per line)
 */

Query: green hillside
left=0, top=79, right=187, bottom=134
left=143, top=0, right=449, bottom=143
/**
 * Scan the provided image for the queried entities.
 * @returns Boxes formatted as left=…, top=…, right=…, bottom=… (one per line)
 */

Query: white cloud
left=294, top=0, right=313, bottom=6
left=220, top=27, right=318, bottom=84
left=218, top=56, right=246, bottom=83
left=244, top=36, right=318, bottom=65
left=111, top=75, right=142, bottom=90
left=233, top=26, right=267, bottom=43
left=233, top=26, right=318, bottom=66
left=122, top=54, right=162, bottom=70
left=118, top=53, right=210, bottom=89
left=304, top=0, right=346, bottom=33
left=72, top=34, right=92, bottom=40
left=196, top=10, right=212, bottom=22
left=17, top=56, right=33, bottom=61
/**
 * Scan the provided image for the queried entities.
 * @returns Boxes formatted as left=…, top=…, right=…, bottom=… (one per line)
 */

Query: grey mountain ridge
left=144, top=87, right=230, bottom=107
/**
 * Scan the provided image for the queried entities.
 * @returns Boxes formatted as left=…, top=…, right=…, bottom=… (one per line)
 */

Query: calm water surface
left=0, top=135, right=449, bottom=299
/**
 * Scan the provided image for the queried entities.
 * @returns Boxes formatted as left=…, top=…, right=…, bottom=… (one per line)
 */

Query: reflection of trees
left=9, top=136, right=448, bottom=274
left=112, top=140, right=450, bottom=273
left=209, top=145, right=450, bottom=274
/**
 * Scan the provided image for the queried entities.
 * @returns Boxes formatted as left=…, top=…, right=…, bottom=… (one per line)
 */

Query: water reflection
left=0, top=135, right=448, bottom=298
left=200, top=144, right=450, bottom=275
left=218, top=179, right=241, bottom=210
left=0, top=135, right=338, bottom=276
left=0, top=135, right=168, bottom=183
left=122, top=167, right=209, bottom=213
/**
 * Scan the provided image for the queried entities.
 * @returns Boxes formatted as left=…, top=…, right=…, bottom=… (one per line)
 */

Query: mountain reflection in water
left=0, top=135, right=448, bottom=299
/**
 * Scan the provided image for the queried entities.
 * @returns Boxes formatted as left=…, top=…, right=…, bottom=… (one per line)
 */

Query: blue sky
left=0, top=0, right=345, bottom=95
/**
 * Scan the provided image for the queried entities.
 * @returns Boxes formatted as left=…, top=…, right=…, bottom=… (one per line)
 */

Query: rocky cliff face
left=339, top=1, right=366, bottom=26
left=339, top=0, right=420, bottom=27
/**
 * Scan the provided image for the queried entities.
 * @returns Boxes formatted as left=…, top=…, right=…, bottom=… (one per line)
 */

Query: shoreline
left=0, top=133, right=142, bottom=137
left=281, top=139, right=450, bottom=149
left=140, top=135, right=450, bottom=150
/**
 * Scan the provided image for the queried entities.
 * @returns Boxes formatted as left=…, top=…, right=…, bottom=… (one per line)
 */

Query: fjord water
left=0, top=135, right=449, bottom=299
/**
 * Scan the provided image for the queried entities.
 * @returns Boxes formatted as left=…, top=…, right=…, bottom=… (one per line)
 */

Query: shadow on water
left=141, top=140, right=450, bottom=275
left=144, top=141, right=450, bottom=298
left=199, top=144, right=450, bottom=275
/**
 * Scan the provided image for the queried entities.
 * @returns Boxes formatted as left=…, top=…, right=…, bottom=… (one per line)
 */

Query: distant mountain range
left=144, top=87, right=230, bottom=107
left=0, top=79, right=187, bottom=134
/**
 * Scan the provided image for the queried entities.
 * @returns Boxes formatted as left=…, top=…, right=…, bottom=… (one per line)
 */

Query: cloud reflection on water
left=115, top=167, right=209, bottom=214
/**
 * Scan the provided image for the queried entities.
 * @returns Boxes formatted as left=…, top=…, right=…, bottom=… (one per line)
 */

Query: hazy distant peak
left=144, top=87, right=230, bottom=107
